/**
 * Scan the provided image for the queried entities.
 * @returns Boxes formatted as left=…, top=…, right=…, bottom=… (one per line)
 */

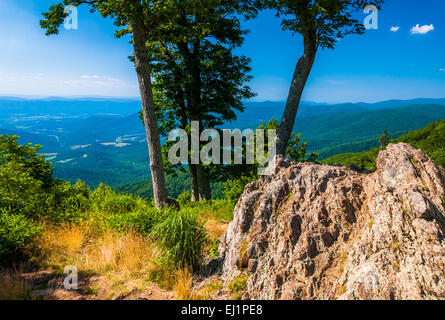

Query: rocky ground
left=17, top=268, right=175, bottom=300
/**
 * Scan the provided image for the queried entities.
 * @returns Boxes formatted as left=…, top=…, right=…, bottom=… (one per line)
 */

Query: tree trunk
left=276, top=36, right=317, bottom=156
left=196, top=164, right=211, bottom=201
left=131, top=18, right=168, bottom=209
left=190, top=164, right=200, bottom=202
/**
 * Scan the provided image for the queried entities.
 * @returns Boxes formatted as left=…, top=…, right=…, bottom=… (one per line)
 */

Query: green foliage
left=150, top=210, right=208, bottom=270
left=139, top=0, right=257, bottom=200
left=0, top=135, right=56, bottom=219
left=106, top=208, right=162, bottom=236
left=223, top=175, right=257, bottom=202
left=262, top=0, right=384, bottom=50
left=0, top=213, right=41, bottom=264
left=0, top=135, right=144, bottom=225
left=323, top=148, right=380, bottom=172
left=212, top=119, right=316, bottom=202
left=0, top=135, right=214, bottom=271
left=114, top=170, right=225, bottom=201
left=45, top=180, right=92, bottom=222
left=107, top=199, right=232, bottom=270
left=209, top=120, right=315, bottom=184
left=178, top=199, right=234, bottom=222
left=0, top=135, right=53, bottom=188
left=91, top=184, right=139, bottom=214
left=392, top=120, right=445, bottom=168
left=177, top=190, right=192, bottom=207
left=303, top=104, right=445, bottom=159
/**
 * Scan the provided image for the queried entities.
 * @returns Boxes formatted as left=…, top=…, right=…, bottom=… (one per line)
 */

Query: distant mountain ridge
left=1, top=96, right=445, bottom=118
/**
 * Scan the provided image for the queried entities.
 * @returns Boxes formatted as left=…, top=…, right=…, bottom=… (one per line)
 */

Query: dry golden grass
left=173, top=268, right=192, bottom=300
left=34, top=223, right=158, bottom=283
left=23, top=210, right=229, bottom=300
left=36, top=224, right=87, bottom=264
left=28, top=223, right=168, bottom=299
left=0, top=268, right=33, bottom=300
left=83, top=232, right=156, bottom=273
left=205, top=220, right=228, bottom=239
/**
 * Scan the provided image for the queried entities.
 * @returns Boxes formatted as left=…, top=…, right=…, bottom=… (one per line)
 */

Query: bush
left=44, top=180, right=92, bottom=222
left=0, top=135, right=93, bottom=222
left=91, top=184, right=138, bottom=214
left=178, top=199, right=234, bottom=221
left=151, top=210, right=208, bottom=270
left=106, top=207, right=163, bottom=236
left=223, top=175, right=256, bottom=202
left=0, top=162, right=49, bottom=219
left=0, top=135, right=55, bottom=220
left=0, top=213, right=41, bottom=265
left=177, top=190, right=191, bottom=207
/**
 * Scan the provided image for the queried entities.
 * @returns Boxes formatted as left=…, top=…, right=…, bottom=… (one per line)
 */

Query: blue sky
left=0, top=0, right=443, bottom=103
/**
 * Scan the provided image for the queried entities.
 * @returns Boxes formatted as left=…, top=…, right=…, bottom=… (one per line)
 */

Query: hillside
left=296, top=104, right=445, bottom=158
left=322, top=119, right=445, bottom=171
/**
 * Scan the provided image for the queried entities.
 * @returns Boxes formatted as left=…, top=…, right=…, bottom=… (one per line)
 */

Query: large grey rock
left=219, top=143, right=445, bottom=300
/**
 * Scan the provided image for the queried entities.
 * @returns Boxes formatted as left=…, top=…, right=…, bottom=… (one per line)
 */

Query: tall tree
left=40, top=0, right=171, bottom=209
left=146, top=0, right=256, bottom=201
left=262, top=0, right=384, bottom=155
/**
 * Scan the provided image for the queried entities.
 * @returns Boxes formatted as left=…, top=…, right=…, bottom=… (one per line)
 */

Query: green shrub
left=106, top=207, right=163, bottom=236
left=177, top=190, right=191, bottom=207
left=0, top=135, right=93, bottom=223
left=179, top=199, right=234, bottom=221
left=45, top=180, right=92, bottom=222
left=151, top=210, right=208, bottom=270
left=223, top=175, right=256, bottom=202
left=0, top=213, right=41, bottom=265
left=0, top=162, right=49, bottom=219
left=91, top=184, right=138, bottom=214
left=0, top=135, right=53, bottom=189
left=0, top=135, right=56, bottom=220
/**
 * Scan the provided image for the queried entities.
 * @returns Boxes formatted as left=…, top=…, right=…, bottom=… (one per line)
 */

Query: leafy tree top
left=41, top=0, right=257, bottom=38
left=0, top=135, right=54, bottom=189
left=261, top=0, right=384, bottom=49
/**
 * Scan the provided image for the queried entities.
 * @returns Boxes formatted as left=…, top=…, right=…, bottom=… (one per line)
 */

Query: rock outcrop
left=219, top=143, right=445, bottom=300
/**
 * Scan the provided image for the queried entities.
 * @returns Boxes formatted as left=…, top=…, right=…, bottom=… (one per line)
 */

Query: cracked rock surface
left=219, top=143, right=445, bottom=300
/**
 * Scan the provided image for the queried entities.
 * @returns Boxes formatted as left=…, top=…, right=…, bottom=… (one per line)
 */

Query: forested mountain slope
left=322, top=119, right=445, bottom=171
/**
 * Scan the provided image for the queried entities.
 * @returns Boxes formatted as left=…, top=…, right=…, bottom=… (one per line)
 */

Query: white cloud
left=439, top=69, right=445, bottom=72
left=410, top=24, right=434, bottom=35
left=0, top=72, right=138, bottom=97
left=390, top=26, right=400, bottom=32
left=81, top=74, right=100, bottom=79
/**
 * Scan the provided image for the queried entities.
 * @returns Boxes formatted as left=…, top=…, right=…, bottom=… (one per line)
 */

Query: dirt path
left=19, top=269, right=175, bottom=300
